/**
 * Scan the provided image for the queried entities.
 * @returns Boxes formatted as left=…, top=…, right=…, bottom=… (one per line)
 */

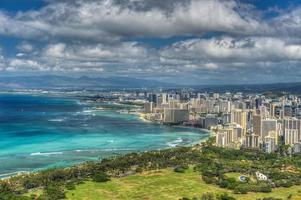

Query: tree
left=201, top=192, right=215, bottom=200
left=65, top=182, right=76, bottom=190
left=174, top=165, right=188, bottom=173
left=0, top=182, right=30, bottom=200
left=216, top=193, right=236, bottom=200
left=233, top=185, right=248, bottom=194
left=40, top=184, right=66, bottom=200
left=92, top=172, right=110, bottom=182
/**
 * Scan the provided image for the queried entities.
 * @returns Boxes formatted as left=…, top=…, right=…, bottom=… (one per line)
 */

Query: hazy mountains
left=0, top=75, right=172, bottom=89
left=0, top=75, right=301, bottom=94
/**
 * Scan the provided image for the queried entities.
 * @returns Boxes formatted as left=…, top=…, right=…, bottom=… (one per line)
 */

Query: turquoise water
left=0, top=93, right=209, bottom=176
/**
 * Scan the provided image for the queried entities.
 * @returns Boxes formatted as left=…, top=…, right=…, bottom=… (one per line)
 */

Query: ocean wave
left=102, top=148, right=132, bottom=152
left=83, top=110, right=93, bottom=113
left=74, top=148, right=131, bottom=153
left=0, top=171, right=29, bottom=179
left=166, top=137, right=183, bottom=147
left=30, top=152, right=63, bottom=156
left=48, top=118, right=65, bottom=122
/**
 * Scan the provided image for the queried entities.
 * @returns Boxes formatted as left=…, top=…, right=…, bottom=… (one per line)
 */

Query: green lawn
left=224, top=172, right=242, bottom=180
left=65, top=168, right=301, bottom=200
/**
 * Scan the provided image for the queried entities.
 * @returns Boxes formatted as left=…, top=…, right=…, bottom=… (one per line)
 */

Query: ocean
left=0, top=93, right=209, bottom=177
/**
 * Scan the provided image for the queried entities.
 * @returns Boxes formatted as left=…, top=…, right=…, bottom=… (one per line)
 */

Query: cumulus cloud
left=9, top=59, right=47, bottom=71
left=16, top=42, right=34, bottom=53
left=16, top=41, right=157, bottom=74
left=160, top=36, right=301, bottom=64
left=0, top=0, right=301, bottom=84
left=0, top=0, right=265, bottom=42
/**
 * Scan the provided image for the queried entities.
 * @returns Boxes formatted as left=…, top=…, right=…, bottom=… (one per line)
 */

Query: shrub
left=135, top=167, right=143, bottom=173
left=202, top=175, right=214, bottom=184
left=259, top=184, right=272, bottom=193
left=65, top=182, right=76, bottom=190
left=92, top=172, right=110, bottom=182
left=233, top=185, right=248, bottom=194
left=216, top=193, right=236, bottom=200
left=218, top=180, right=229, bottom=188
left=41, top=184, right=66, bottom=200
left=174, top=166, right=188, bottom=173
left=201, top=192, right=215, bottom=200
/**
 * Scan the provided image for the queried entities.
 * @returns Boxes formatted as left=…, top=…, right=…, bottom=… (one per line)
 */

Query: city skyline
left=0, top=0, right=301, bottom=84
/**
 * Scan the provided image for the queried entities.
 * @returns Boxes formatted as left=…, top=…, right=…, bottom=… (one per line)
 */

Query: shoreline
left=0, top=94, right=210, bottom=180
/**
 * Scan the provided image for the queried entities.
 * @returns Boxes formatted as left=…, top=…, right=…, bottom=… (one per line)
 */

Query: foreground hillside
left=2, top=140, right=301, bottom=200
left=63, top=168, right=301, bottom=200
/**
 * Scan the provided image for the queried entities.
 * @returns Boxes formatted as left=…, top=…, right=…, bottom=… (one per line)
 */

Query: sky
left=0, top=0, right=301, bottom=85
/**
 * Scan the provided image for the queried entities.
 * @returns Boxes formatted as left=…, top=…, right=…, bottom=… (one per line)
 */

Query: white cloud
left=44, top=43, right=66, bottom=58
left=1, top=0, right=301, bottom=84
left=8, top=59, right=48, bottom=71
left=17, top=42, right=34, bottom=53
left=160, top=36, right=301, bottom=64
left=0, top=0, right=265, bottom=42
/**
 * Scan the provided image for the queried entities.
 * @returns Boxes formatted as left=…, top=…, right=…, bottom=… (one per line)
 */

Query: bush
left=0, top=182, right=30, bottom=200
left=201, top=192, right=215, bottom=200
left=174, top=165, right=188, bottom=173
left=65, top=182, right=76, bottom=190
left=92, top=172, right=110, bottom=182
left=218, top=179, right=229, bottom=188
left=225, top=178, right=238, bottom=190
left=41, top=184, right=66, bottom=200
left=135, top=167, right=143, bottom=173
left=233, top=185, right=248, bottom=194
left=216, top=193, right=236, bottom=200
left=202, top=175, right=214, bottom=184
left=259, top=184, right=272, bottom=193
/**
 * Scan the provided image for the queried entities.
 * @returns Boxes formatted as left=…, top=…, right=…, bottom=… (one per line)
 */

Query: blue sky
left=0, top=0, right=301, bottom=84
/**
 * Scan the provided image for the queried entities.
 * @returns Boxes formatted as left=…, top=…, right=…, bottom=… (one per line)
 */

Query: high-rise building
left=204, top=114, right=218, bottom=129
left=283, top=118, right=301, bottom=141
left=264, top=135, right=277, bottom=153
left=261, top=119, right=277, bottom=139
left=216, top=128, right=233, bottom=148
left=162, top=93, right=168, bottom=104
left=284, top=105, right=293, bottom=117
left=148, top=94, right=157, bottom=104
left=253, top=114, right=262, bottom=136
left=245, top=133, right=260, bottom=148
left=270, top=103, right=276, bottom=118
left=284, top=129, right=299, bottom=145
left=222, top=113, right=231, bottom=124
left=259, top=105, right=269, bottom=119
left=144, top=102, right=154, bottom=113
left=231, top=109, right=247, bottom=135
left=163, top=108, right=189, bottom=124
left=219, top=100, right=231, bottom=113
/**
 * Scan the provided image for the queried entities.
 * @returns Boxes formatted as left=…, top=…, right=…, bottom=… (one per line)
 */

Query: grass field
left=64, top=168, right=301, bottom=200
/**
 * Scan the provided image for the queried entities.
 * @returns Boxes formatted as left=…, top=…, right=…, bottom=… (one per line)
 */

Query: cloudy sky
left=0, top=0, right=301, bottom=84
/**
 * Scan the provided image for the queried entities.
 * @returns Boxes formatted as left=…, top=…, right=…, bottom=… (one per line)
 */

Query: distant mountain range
left=191, top=82, right=301, bottom=93
left=0, top=75, right=301, bottom=93
left=0, top=75, right=172, bottom=89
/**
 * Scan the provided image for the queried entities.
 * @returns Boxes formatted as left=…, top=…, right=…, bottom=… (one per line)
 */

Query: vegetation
left=1, top=140, right=301, bottom=199
left=196, top=145, right=301, bottom=194
left=92, top=172, right=110, bottom=182
left=64, top=168, right=301, bottom=200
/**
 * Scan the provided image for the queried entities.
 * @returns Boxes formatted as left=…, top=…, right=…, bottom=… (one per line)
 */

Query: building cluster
left=143, top=91, right=301, bottom=154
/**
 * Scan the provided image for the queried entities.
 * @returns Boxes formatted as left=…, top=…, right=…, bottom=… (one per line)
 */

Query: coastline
left=137, top=112, right=212, bottom=144
left=0, top=93, right=208, bottom=179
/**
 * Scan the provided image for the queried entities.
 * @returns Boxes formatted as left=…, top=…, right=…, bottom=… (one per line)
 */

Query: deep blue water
left=0, top=93, right=209, bottom=177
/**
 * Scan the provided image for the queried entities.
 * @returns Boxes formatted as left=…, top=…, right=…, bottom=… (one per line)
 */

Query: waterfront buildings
left=141, top=90, right=301, bottom=154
